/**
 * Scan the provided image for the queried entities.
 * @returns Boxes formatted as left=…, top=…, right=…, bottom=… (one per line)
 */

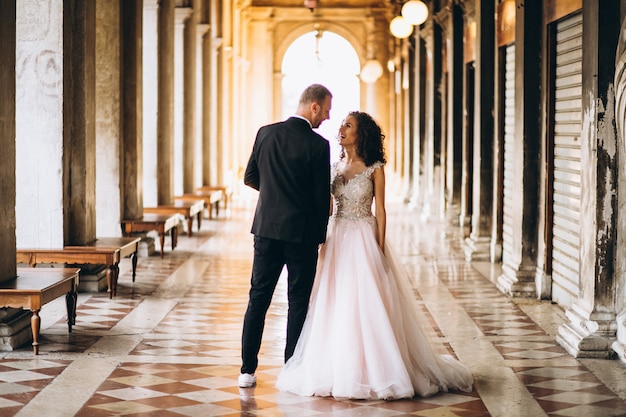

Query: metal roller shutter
left=551, top=12, right=583, bottom=308
left=502, top=45, right=515, bottom=265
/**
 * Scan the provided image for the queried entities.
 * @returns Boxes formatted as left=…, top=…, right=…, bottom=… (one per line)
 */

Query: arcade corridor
left=1, top=192, right=626, bottom=417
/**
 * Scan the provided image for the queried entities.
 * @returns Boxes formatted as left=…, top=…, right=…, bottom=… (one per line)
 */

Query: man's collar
left=291, top=115, right=312, bottom=128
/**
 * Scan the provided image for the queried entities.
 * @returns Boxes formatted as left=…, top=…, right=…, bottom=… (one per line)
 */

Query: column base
left=77, top=264, right=108, bottom=293
left=138, top=237, right=156, bottom=257
left=556, top=302, right=616, bottom=359
left=464, top=235, right=491, bottom=262
left=0, top=308, right=35, bottom=351
left=612, top=310, right=626, bottom=363
left=496, top=263, right=536, bottom=298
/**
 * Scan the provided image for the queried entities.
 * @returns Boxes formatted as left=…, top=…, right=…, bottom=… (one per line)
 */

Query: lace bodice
left=331, top=161, right=383, bottom=222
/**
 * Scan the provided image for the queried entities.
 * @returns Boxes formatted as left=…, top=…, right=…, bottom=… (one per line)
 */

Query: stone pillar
left=197, top=23, right=210, bottom=188
left=496, top=0, right=542, bottom=297
left=63, top=0, right=97, bottom=246
left=614, top=11, right=626, bottom=365
left=0, top=1, right=17, bottom=284
left=142, top=0, right=158, bottom=207
left=558, top=0, right=620, bottom=359
left=173, top=7, right=192, bottom=196
left=409, top=31, right=427, bottom=210
left=182, top=8, right=197, bottom=194
left=157, top=0, right=175, bottom=205
left=95, top=0, right=122, bottom=237
left=122, top=0, right=144, bottom=220
left=464, top=0, right=494, bottom=261
left=446, top=4, right=464, bottom=219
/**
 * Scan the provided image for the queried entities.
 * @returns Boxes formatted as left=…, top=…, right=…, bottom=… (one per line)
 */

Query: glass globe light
left=401, top=0, right=429, bottom=26
left=389, top=16, right=413, bottom=39
left=360, top=59, right=384, bottom=83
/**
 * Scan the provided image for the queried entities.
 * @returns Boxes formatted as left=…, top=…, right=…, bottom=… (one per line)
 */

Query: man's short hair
left=299, top=84, right=332, bottom=105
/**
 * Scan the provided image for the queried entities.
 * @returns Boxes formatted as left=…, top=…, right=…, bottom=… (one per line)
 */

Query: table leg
left=106, top=266, right=114, bottom=299
left=131, top=251, right=137, bottom=282
left=171, top=226, right=178, bottom=250
left=31, top=310, right=41, bottom=355
left=65, top=288, right=77, bottom=331
left=112, top=263, right=120, bottom=297
left=197, top=212, right=202, bottom=231
left=186, top=217, right=193, bottom=237
left=159, top=232, right=165, bottom=258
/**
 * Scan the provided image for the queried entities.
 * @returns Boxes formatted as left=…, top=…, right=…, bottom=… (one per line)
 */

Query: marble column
left=438, top=4, right=464, bottom=221
left=173, top=7, right=193, bottom=196
left=95, top=0, right=123, bottom=237
left=496, top=0, right=541, bottom=297
left=121, top=0, right=144, bottom=221
left=464, top=0, right=494, bottom=261
left=197, top=23, right=210, bottom=188
left=157, top=0, right=175, bottom=205
left=558, top=0, right=621, bottom=359
left=615, top=11, right=626, bottom=366
left=0, top=1, right=16, bottom=283
left=142, top=0, right=158, bottom=207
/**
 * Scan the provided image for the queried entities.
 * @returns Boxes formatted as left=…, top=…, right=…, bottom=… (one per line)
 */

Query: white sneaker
left=238, top=373, right=256, bottom=388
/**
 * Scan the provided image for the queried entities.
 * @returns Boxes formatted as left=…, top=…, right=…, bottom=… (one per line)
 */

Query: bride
left=275, top=111, right=474, bottom=400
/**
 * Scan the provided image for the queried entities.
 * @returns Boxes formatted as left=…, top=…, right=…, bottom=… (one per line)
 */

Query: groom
left=239, top=84, right=333, bottom=388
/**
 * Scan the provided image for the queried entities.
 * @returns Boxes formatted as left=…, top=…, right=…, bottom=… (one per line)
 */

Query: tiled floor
left=2, top=191, right=626, bottom=417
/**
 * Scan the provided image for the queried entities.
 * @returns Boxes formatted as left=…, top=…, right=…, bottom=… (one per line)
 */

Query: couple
left=239, top=84, right=473, bottom=400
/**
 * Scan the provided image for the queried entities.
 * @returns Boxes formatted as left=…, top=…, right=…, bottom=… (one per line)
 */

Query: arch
left=281, top=30, right=361, bottom=162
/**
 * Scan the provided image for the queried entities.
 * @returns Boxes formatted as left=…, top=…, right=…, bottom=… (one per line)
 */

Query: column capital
left=175, top=7, right=193, bottom=25
left=197, top=23, right=210, bottom=37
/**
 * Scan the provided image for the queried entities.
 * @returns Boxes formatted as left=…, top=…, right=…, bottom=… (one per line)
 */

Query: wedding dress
left=275, top=161, right=474, bottom=400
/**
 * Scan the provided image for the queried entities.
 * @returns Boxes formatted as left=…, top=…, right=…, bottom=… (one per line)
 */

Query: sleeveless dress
left=275, top=161, right=474, bottom=400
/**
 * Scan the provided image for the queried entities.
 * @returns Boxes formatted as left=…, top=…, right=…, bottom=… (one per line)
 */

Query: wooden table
left=0, top=268, right=79, bottom=355
left=17, top=247, right=121, bottom=299
left=175, top=190, right=222, bottom=219
left=65, top=237, right=141, bottom=296
left=143, top=199, right=204, bottom=237
left=197, top=185, right=231, bottom=210
left=120, top=213, right=179, bottom=258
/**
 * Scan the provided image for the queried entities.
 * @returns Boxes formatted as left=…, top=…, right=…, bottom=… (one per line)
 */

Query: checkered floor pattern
left=0, top=199, right=624, bottom=417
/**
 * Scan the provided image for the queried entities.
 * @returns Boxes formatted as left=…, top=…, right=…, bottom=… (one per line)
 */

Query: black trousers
left=241, top=236, right=319, bottom=374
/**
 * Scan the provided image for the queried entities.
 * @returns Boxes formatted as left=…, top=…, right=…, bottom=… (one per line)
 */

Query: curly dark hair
left=339, top=111, right=386, bottom=166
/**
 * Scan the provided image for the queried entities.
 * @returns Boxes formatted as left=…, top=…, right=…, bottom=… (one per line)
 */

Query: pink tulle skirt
left=275, top=216, right=474, bottom=400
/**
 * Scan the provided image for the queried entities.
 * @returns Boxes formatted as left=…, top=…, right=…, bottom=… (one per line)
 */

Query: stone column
left=614, top=12, right=626, bottom=365
left=0, top=1, right=16, bottom=283
left=173, top=7, right=192, bottom=196
left=558, top=0, right=620, bottom=359
left=95, top=0, right=122, bottom=237
left=496, top=0, right=541, bottom=297
left=410, top=32, right=428, bottom=210
left=197, top=23, right=210, bottom=188
left=122, top=0, right=144, bottom=220
left=183, top=8, right=197, bottom=194
left=142, top=0, right=158, bottom=207
left=63, top=1, right=97, bottom=246
left=157, top=0, right=175, bottom=205
left=448, top=5, right=464, bottom=218
left=464, top=0, right=494, bottom=261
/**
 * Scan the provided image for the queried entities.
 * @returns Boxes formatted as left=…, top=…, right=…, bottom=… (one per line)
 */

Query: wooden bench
left=197, top=185, right=232, bottom=211
left=120, top=213, right=179, bottom=258
left=17, top=246, right=124, bottom=299
left=0, top=268, right=79, bottom=355
left=65, top=237, right=141, bottom=295
left=143, top=199, right=204, bottom=237
left=176, top=190, right=223, bottom=219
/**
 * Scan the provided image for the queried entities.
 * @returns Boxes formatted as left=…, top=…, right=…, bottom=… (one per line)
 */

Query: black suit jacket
left=244, top=117, right=331, bottom=244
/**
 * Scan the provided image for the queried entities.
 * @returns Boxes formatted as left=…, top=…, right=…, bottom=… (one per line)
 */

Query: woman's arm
left=372, top=166, right=386, bottom=253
